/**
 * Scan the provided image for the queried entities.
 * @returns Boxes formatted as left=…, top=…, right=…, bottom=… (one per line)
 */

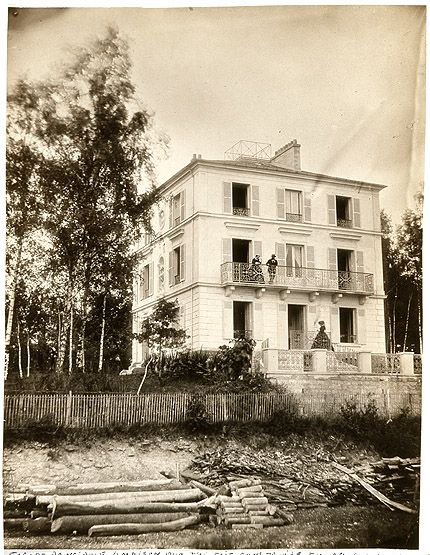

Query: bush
left=185, top=394, right=210, bottom=432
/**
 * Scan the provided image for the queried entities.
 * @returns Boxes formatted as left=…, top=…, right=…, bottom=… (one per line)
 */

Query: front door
left=288, top=304, right=305, bottom=349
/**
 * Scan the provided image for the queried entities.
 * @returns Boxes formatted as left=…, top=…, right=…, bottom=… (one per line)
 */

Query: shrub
left=185, top=394, right=210, bottom=432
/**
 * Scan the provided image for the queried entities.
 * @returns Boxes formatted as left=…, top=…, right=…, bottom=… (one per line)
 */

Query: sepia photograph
left=3, top=2, right=425, bottom=551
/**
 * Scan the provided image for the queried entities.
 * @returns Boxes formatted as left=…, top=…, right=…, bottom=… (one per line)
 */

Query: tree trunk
left=51, top=512, right=192, bottom=534
left=26, top=333, right=31, bottom=377
left=4, top=238, right=23, bottom=380
left=392, top=286, right=398, bottom=352
left=88, top=515, right=201, bottom=537
left=52, top=499, right=200, bottom=518
left=56, top=310, right=67, bottom=373
left=403, top=291, right=413, bottom=351
left=98, top=293, right=107, bottom=373
left=417, top=293, right=423, bottom=353
left=68, top=302, right=74, bottom=374
left=17, top=320, right=23, bottom=379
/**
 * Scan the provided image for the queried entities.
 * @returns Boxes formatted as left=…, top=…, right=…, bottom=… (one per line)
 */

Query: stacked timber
left=213, top=477, right=293, bottom=529
left=3, top=479, right=210, bottom=537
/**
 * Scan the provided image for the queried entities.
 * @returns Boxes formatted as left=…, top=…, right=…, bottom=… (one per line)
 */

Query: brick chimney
left=271, top=139, right=301, bottom=170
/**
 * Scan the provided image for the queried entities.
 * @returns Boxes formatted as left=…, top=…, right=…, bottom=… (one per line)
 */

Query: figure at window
left=250, top=254, right=264, bottom=284
left=266, top=254, right=278, bottom=283
left=311, top=320, right=334, bottom=351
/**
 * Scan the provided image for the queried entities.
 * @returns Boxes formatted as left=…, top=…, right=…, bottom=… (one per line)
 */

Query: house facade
left=131, top=140, right=386, bottom=367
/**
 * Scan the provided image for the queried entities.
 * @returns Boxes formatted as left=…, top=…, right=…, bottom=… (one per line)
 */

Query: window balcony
left=232, top=207, right=250, bottom=216
left=337, top=218, right=353, bottom=228
left=234, top=329, right=253, bottom=339
left=285, top=212, right=303, bottom=223
left=220, top=262, right=374, bottom=295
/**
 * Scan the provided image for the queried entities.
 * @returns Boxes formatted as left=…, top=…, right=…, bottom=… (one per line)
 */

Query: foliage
left=185, top=394, right=210, bottom=432
left=6, top=28, right=166, bottom=379
left=211, top=336, right=256, bottom=381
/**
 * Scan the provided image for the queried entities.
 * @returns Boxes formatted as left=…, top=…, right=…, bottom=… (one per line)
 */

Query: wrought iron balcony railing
left=337, top=218, right=353, bottom=228
left=233, top=207, right=250, bottom=216
left=220, top=262, right=374, bottom=294
left=285, top=212, right=303, bottom=223
left=234, top=329, right=253, bottom=339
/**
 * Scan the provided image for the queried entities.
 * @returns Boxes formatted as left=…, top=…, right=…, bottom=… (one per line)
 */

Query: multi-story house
left=131, top=140, right=386, bottom=367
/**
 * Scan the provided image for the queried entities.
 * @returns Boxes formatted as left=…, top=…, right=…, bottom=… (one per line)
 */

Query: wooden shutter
left=276, top=188, right=285, bottom=219
left=180, top=190, right=186, bottom=222
left=223, top=300, right=233, bottom=339
left=251, top=185, right=260, bottom=217
left=304, top=193, right=312, bottom=222
left=353, top=198, right=361, bottom=228
left=169, top=251, right=174, bottom=286
left=357, top=308, right=366, bottom=344
left=222, top=238, right=232, bottom=263
left=277, top=303, right=287, bottom=349
left=306, top=246, right=315, bottom=269
left=327, top=194, right=336, bottom=225
left=275, top=242, right=286, bottom=266
left=169, top=197, right=173, bottom=228
left=148, top=262, right=154, bottom=296
left=223, top=182, right=232, bottom=214
left=355, top=251, right=364, bottom=273
left=330, top=306, right=339, bottom=344
left=179, top=244, right=186, bottom=281
left=253, top=240, right=263, bottom=259
left=328, top=248, right=337, bottom=271
left=253, top=302, right=263, bottom=340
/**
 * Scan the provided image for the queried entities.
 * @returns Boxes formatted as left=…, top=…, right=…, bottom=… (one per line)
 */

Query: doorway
left=288, top=304, right=305, bottom=349
left=337, top=249, right=353, bottom=290
left=232, top=239, right=251, bottom=262
left=233, top=301, right=252, bottom=338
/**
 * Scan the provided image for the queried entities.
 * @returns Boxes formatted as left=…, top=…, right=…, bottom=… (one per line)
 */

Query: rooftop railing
left=220, top=262, right=374, bottom=294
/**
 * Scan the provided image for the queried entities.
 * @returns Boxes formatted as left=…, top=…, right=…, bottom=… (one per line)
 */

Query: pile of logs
left=214, top=477, right=294, bottom=529
left=4, top=479, right=210, bottom=537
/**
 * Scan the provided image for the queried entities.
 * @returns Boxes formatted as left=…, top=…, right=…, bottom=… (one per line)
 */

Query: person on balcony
left=311, top=321, right=334, bottom=351
left=250, top=254, right=264, bottom=283
left=266, top=254, right=278, bottom=283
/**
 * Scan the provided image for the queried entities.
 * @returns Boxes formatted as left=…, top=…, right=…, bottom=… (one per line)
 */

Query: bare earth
left=3, top=436, right=419, bottom=549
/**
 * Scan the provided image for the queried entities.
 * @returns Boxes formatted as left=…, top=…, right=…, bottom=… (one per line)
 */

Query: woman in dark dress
left=311, top=321, right=334, bottom=350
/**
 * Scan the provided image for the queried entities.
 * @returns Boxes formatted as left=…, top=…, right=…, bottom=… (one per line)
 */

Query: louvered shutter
left=355, top=251, right=364, bottom=291
left=223, top=182, right=232, bottom=213
left=328, top=194, right=336, bottom=225
left=180, top=244, right=186, bottom=281
left=223, top=300, right=233, bottom=339
left=275, top=242, right=286, bottom=282
left=180, top=190, right=186, bottom=222
left=169, top=197, right=173, bottom=228
left=306, top=246, right=315, bottom=269
left=253, top=302, right=263, bottom=340
left=353, top=198, right=361, bottom=228
left=169, top=251, right=174, bottom=286
left=328, top=248, right=337, bottom=271
left=222, top=238, right=232, bottom=263
left=148, top=262, right=154, bottom=296
left=277, top=303, right=287, bottom=349
left=304, top=193, right=312, bottom=222
left=251, top=185, right=260, bottom=217
left=253, top=240, right=263, bottom=259
left=276, top=188, right=285, bottom=219
left=330, top=307, right=340, bottom=344
left=357, top=308, right=365, bottom=344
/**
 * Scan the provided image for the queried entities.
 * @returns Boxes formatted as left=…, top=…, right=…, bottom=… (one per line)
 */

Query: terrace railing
left=221, top=262, right=374, bottom=294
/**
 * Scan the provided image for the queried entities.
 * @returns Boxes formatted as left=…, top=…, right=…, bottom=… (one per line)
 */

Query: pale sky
left=6, top=4, right=426, bottom=223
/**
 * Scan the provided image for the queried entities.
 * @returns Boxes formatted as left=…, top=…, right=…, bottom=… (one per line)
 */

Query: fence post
left=66, top=390, right=72, bottom=428
left=358, top=351, right=372, bottom=373
left=398, top=352, right=414, bottom=375
left=311, top=349, right=327, bottom=373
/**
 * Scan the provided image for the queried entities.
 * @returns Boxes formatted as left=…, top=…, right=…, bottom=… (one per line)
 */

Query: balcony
left=285, top=212, right=303, bottom=223
left=233, top=207, right=250, bottom=217
left=220, top=262, right=374, bottom=295
left=337, top=218, right=353, bottom=228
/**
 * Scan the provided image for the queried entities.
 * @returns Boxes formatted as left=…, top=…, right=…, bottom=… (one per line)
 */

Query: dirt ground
left=3, top=434, right=420, bottom=549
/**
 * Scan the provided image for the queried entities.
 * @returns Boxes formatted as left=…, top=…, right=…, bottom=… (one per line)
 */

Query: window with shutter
left=222, top=238, right=232, bottom=263
left=179, top=244, right=186, bottom=282
left=304, top=193, right=312, bottom=222
left=285, top=189, right=303, bottom=222
left=353, top=198, right=361, bottom=228
left=276, top=188, right=285, bottom=219
left=251, top=185, right=260, bottom=217
left=327, top=195, right=336, bottom=225
left=169, top=252, right=174, bottom=286
left=148, top=262, right=154, bottom=296
left=223, top=182, right=232, bottom=214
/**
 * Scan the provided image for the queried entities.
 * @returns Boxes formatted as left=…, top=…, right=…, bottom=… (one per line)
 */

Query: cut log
left=237, top=485, right=263, bottom=494
left=274, top=508, right=294, bottom=524
left=242, top=497, right=268, bottom=506
left=216, top=495, right=239, bottom=503
left=250, top=516, right=285, bottom=526
left=224, top=515, right=251, bottom=525
left=232, top=523, right=263, bottom=529
left=43, top=488, right=205, bottom=507
left=238, top=491, right=265, bottom=499
left=56, top=479, right=185, bottom=496
left=23, top=517, right=52, bottom=534
left=27, top=485, right=57, bottom=495
left=218, top=507, right=245, bottom=515
left=4, top=495, right=36, bottom=512
left=243, top=504, right=269, bottom=513
left=88, top=515, right=200, bottom=537
left=3, top=519, right=25, bottom=531
left=229, top=478, right=261, bottom=490
left=51, top=512, right=191, bottom=534
left=52, top=500, right=200, bottom=518
left=189, top=480, right=216, bottom=497
left=247, top=510, right=268, bottom=516
left=219, top=502, right=243, bottom=509
left=332, top=462, right=417, bottom=514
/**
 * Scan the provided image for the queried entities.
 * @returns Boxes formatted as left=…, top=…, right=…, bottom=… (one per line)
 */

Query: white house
left=131, top=140, right=386, bottom=368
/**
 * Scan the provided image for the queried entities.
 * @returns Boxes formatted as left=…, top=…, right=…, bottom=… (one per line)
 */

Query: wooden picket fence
left=3, top=390, right=421, bottom=429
